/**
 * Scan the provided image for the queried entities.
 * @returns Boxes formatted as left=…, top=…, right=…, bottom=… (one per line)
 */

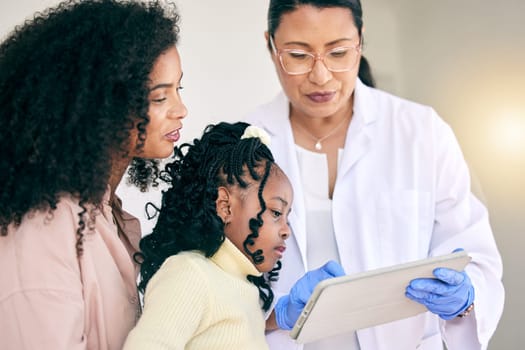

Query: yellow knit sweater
left=123, top=238, right=269, bottom=350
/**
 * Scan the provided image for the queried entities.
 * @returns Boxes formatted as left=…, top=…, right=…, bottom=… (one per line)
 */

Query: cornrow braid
left=137, top=122, right=283, bottom=311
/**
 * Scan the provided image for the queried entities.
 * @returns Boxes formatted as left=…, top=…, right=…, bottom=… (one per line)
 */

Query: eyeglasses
left=270, top=36, right=362, bottom=76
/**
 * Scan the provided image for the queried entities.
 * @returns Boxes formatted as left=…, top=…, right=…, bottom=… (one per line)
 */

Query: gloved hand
left=405, top=250, right=475, bottom=320
left=274, top=260, right=345, bottom=330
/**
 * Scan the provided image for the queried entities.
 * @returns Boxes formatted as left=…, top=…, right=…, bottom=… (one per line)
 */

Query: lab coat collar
left=353, top=77, right=380, bottom=125
left=337, top=78, right=377, bottom=178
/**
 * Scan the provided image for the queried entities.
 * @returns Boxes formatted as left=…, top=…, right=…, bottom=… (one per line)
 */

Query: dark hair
left=267, top=0, right=375, bottom=87
left=0, top=1, right=180, bottom=246
left=137, top=122, right=281, bottom=311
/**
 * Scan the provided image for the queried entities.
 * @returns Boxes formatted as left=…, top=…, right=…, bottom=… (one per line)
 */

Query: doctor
left=245, top=0, right=504, bottom=349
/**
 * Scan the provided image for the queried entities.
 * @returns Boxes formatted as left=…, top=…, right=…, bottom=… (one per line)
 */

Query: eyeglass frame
left=269, top=36, right=362, bottom=76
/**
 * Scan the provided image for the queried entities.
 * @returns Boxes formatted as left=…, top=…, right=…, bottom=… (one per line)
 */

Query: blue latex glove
left=406, top=251, right=474, bottom=320
left=274, top=260, right=345, bottom=330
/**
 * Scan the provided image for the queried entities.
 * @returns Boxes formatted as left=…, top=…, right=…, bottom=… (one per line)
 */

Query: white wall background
left=2, top=1, right=523, bottom=348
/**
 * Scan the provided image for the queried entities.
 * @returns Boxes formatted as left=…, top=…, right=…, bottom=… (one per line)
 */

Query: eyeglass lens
left=280, top=47, right=360, bottom=74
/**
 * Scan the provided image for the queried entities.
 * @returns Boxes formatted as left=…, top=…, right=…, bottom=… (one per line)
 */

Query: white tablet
left=290, top=251, right=471, bottom=344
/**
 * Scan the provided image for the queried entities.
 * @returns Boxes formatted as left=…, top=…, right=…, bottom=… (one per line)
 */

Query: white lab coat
left=245, top=79, right=504, bottom=350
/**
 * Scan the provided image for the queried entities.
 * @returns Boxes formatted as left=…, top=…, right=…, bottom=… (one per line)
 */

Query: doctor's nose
left=308, top=59, right=332, bottom=86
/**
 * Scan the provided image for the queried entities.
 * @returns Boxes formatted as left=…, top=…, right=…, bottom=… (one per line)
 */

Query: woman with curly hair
left=0, top=1, right=186, bottom=349
left=124, top=122, right=341, bottom=349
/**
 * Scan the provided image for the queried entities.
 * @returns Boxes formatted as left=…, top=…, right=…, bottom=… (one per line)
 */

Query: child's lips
left=275, top=245, right=286, bottom=257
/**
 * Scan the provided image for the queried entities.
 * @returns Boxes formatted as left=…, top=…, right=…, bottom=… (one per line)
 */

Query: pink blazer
left=0, top=191, right=141, bottom=350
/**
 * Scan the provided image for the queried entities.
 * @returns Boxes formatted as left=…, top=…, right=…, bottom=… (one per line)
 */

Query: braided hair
left=137, top=122, right=282, bottom=311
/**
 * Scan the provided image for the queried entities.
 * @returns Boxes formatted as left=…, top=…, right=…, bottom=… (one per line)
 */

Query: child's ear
left=216, top=187, right=232, bottom=224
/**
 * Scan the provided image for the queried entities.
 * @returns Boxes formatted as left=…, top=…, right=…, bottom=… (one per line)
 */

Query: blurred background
left=2, top=0, right=523, bottom=348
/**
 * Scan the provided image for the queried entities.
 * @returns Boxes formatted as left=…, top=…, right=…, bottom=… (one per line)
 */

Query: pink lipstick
left=306, top=91, right=335, bottom=103
left=165, top=128, right=181, bottom=143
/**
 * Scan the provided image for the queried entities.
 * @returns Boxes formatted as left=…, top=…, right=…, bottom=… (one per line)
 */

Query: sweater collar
left=211, top=238, right=262, bottom=279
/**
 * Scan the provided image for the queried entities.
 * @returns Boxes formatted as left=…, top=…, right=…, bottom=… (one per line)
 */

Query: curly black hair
left=0, top=1, right=180, bottom=246
left=138, top=122, right=282, bottom=311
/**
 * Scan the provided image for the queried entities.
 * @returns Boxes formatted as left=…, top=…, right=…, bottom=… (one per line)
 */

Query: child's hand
left=274, top=261, right=345, bottom=330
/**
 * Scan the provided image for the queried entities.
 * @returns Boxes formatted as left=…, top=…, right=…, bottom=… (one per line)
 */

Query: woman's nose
left=308, top=59, right=332, bottom=86
left=169, top=100, right=187, bottom=120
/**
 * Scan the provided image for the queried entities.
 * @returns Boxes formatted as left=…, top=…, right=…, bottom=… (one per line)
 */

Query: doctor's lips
left=164, top=127, right=182, bottom=142
left=306, top=91, right=335, bottom=103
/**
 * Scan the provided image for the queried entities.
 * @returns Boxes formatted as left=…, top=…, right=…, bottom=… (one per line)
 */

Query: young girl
left=0, top=1, right=186, bottom=349
left=125, top=122, right=340, bottom=349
